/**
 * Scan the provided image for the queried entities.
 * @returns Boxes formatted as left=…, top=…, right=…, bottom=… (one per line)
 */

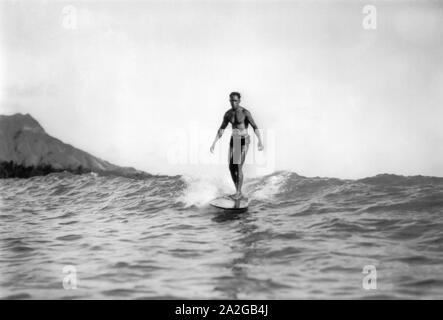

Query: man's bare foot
left=230, top=192, right=242, bottom=200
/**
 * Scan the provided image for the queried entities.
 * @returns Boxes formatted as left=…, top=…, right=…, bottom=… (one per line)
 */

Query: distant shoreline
left=0, top=160, right=151, bottom=179
left=0, top=160, right=90, bottom=179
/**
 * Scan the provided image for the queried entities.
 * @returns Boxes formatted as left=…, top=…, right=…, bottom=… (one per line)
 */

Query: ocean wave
left=3, top=170, right=443, bottom=212
left=1, top=169, right=443, bottom=299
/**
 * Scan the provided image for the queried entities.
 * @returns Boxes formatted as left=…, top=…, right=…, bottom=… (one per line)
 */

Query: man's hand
left=210, top=143, right=215, bottom=153
left=258, top=141, right=264, bottom=151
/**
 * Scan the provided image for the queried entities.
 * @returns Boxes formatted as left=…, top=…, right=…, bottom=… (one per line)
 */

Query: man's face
left=230, top=96, right=240, bottom=108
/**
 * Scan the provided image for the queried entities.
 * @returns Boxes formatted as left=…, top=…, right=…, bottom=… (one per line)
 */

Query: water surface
left=1, top=171, right=443, bottom=299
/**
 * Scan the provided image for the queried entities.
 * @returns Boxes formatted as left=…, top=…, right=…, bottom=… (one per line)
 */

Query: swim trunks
left=229, top=134, right=250, bottom=165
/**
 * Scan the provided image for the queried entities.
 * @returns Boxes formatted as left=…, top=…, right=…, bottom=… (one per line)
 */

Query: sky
left=1, top=0, right=443, bottom=179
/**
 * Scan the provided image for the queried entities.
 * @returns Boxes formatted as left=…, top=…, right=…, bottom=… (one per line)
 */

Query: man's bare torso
left=225, top=107, right=249, bottom=135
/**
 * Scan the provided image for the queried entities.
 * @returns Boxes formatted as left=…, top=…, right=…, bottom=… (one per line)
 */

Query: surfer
left=210, top=92, right=264, bottom=200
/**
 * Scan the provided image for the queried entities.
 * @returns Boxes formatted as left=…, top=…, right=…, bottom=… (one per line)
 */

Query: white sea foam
left=178, top=173, right=234, bottom=208
left=247, top=171, right=291, bottom=200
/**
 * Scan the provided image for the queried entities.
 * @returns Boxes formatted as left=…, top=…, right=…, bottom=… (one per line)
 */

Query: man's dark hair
left=229, top=92, right=241, bottom=100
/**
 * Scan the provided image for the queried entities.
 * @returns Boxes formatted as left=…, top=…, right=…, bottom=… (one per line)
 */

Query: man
left=210, top=92, right=264, bottom=200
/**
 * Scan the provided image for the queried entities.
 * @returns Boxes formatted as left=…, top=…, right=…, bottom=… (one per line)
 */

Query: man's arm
left=210, top=112, right=229, bottom=153
left=245, top=110, right=264, bottom=151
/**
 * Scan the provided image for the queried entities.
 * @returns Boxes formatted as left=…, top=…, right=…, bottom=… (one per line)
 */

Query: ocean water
left=1, top=170, right=443, bottom=299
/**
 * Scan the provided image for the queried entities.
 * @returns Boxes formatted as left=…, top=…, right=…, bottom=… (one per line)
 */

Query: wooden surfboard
left=209, top=195, right=249, bottom=211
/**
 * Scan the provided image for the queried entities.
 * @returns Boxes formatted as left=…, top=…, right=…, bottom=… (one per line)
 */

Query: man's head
left=229, top=92, right=241, bottom=108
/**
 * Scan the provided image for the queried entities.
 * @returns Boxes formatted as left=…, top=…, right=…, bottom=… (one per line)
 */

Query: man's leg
left=236, top=142, right=249, bottom=198
left=228, top=145, right=238, bottom=195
